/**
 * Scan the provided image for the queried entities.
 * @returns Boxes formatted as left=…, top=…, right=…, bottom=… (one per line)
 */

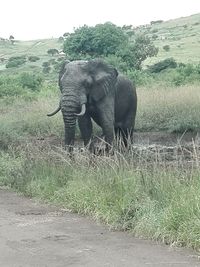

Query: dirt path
left=0, top=189, right=199, bottom=267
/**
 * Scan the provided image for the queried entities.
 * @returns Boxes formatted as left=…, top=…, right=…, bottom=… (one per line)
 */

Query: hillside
left=0, top=38, right=63, bottom=73
left=141, top=13, right=200, bottom=66
left=0, top=13, right=200, bottom=73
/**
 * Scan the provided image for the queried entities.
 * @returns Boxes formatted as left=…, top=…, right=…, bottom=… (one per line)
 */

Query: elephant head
left=47, top=59, right=118, bottom=150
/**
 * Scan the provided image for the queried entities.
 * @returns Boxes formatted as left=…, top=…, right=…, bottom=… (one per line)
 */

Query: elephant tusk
left=75, top=104, right=86, bottom=116
left=47, top=105, right=61, bottom=116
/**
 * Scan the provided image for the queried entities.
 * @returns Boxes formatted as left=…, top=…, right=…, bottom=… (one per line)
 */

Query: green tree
left=117, top=35, right=158, bottom=70
left=63, top=23, right=158, bottom=70
left=9, top=35, right=15, bottom=44
left=63, top=23, right=128, bottom=59
left=47, top=48, right=59, bottom=56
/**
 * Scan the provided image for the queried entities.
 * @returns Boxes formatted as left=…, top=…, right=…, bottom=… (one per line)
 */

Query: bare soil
left=1, top=188, right=200, bottom=267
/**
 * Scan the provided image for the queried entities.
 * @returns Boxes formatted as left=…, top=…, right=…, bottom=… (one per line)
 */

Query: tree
left=47, top=48, right=59, bottom=56
left=63, top=23, right=128, bottom=59
left=9, top=35, right=15, bottom=44
left=63, top=23, right=158, bottom=70
left=117, top=34, right=159, bottom=70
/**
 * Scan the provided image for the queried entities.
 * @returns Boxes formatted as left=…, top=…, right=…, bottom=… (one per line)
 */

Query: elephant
left=47, top=59, right=137, bottom=152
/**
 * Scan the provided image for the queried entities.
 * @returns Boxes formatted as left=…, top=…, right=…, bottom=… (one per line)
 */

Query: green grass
left=1, top=145, right=200, bottom=250
left=0, top=87, right=63, bottom=148
left=0, top=38, right=63, bottom=76
left=0, top=83, right=199, bottom=150
left=142, top=13, right=200, bottom=66
left=0, top=68, right=199, bottom=252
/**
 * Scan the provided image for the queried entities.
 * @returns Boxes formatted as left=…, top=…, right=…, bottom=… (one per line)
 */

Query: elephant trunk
left=61, top=92, right=86, bottom=149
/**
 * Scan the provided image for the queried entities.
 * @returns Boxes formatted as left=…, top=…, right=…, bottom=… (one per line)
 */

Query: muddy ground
left=34, top=131, right=200, bottom=164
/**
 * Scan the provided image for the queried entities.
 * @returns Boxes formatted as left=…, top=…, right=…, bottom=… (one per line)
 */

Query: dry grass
left=136, top=84, right=200, bottom=132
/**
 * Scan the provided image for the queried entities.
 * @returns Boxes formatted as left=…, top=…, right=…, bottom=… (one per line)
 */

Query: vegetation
left=148, top=57, right=177, bottom=73
left=63, top=23, right=158, bottom=70
left=28, top=56, right=40, bottom=62
left=20, top=73, right=43, bottom=91
left=47, top=48, right=59, bottom=56
left=6, top=55, right=26, bottom=68
left=0, top=141, right=199, bottom=250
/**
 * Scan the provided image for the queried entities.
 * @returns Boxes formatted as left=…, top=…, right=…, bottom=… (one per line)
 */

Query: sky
left=1, top=0, right=200, bottom=40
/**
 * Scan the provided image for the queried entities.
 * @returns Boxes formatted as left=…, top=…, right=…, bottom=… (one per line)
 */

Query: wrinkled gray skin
left=47, top=59, right=137, bottom=152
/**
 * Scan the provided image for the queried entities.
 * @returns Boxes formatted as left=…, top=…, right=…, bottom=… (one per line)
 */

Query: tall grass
left=1, top=84, right=199, bottom=150
left=136, top=84, right=200, bottom=132
left=0, top=143, right=200, bottom=250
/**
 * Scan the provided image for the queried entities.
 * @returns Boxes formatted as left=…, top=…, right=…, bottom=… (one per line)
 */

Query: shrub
left=6, top=56, right=26, bottom=68
left=20, top=73, right=43, bottom=91
left=148, top=58, right=177, bottom=73
left=0, top=75, right=25, bottom=97
left=42, top=61, right=50, bottom=68
left=126, top=69, right=154, bottom=86
left=163, top=45, right=170, bottom=51
left=152, top=34, right=158, bottom=40
left=43, top=66, right=51, bottom=74
left=28, top=56, right=40, bottom=62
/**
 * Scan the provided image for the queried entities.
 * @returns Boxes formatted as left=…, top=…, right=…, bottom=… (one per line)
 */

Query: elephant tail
left=47, top=103, right=61, bottom=117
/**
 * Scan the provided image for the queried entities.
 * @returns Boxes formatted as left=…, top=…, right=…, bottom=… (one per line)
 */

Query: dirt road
left=0, top=188, right=199, bottom=267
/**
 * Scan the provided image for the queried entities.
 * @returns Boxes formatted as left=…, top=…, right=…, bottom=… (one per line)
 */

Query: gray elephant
left=47, top=59, right=137, bottom=152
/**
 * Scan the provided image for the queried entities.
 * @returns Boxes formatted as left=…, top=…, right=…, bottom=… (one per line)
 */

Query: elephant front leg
left=64, top=125, right=76, bottom=152
left=78, top=114, right=93, bottom=149
left=96, top=102, right=115, bottom=152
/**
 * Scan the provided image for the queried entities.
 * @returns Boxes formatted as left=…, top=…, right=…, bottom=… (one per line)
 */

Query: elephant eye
left=83, top=78, right=92, bottom=88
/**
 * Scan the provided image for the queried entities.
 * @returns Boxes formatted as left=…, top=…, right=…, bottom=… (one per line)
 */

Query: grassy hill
left=141, top=13, right=200, bottom=66
left=0, top=13, right=200, bottom=74
left=0, top=38, right=63, bottom=74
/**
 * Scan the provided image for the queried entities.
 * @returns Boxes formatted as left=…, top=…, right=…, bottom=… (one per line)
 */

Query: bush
left=20, top=73, right=43, bottom=91
left=47, top=49, right=59, bottom=56
left=6, top=56, right=26, bottom=68
left=43, top=66, right=51, bottom=74
left=126, top=69, right=154, bottom=86
left=0, top=75, right=25, bottom=97
left=28, top=56, right=40, bottom=62
left=42, top=61, right=50, bottom=68
left=163, top=45, right=170, bottom=51
left=148, top=58, right=177, bottom=73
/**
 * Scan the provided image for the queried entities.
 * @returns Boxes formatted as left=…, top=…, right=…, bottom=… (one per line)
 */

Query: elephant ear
left=58, top=60, right=70, bottom=91
left=87, top=59, right=118, bottom=102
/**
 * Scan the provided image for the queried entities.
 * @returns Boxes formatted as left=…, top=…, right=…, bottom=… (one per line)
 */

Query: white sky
left=1, top=0, right=200, bottom=40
